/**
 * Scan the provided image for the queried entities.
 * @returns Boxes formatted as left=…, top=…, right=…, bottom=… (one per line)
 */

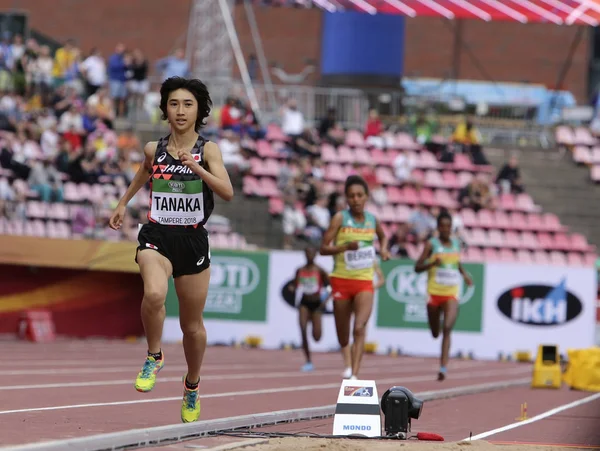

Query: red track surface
left=0, top=339, right=597, bottom=450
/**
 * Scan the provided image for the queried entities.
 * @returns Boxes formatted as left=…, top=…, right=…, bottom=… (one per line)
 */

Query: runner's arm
left=191, top=141, right=234, bottom=201
left=458, top=263, right=473, bottom=286
left=318, top=266, right=330, bottom=286
left=116, top=141, right=156, bottom=207
left=319, top=212, right=349, bottom=255
left=374, top=261, right=385, bottom=289
left=414, top=241, right=437, bottom=273
left=375, top=218, right=390, bottom=260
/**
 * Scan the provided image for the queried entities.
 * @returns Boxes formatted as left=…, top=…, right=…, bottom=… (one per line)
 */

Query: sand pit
left=215, top=438, right=594, bottom=451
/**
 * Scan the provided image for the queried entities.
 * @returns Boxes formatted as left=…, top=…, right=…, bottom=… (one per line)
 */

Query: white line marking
left=464, top=392, right=600, bottom=441
left=0, top=362, right=477, bottom=391
left=0, top=369, right=529, bottom=416
left=0, top=359, right=484, bottom=377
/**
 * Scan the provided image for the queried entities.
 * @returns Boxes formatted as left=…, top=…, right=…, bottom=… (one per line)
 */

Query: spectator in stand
left=280, top=98, right=304, bottom=139
left=52, top=39, right=78, bottom=87
left=451, top=117, right=489, bottom=165
left=304, top=193, right=331, bottom=243
left=80, top=48, right=106, bottom=98
left=393, top=148, right=416, bottom=186
left=107, top=43, right=128, bottom=117
left=388, top=224, right=409, bottom=258
left=496, top=154, right=524, bottom=194
left=292, top=127, right=319, bottom=158
left=155, top=48, right=189, bottom=81
left=29, top=44, right=54, bottom=106
left=317, top=107, right=343, bottom=145
left=220, top=96, right=243, bottom=132
left=87, top=86, right=115, bottom=127
left=458, top=173, right=496, bottom=212
left=126, top=49, right=149, bottom=115
left=40, top=122, right=59, bottom=158
left=408, top=204, right=435, bottom=243
left=58, top=104, right=85, bottom=135
left=218, top=129, right=250, bottom=174
left=28, top=158, right=63, bottom=202
left=282, top=192, right=306, bottom=250
left=364, top=109, right=382, bottom=139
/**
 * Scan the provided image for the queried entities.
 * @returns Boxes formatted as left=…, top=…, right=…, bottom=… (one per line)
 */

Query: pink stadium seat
left=453, top=154, right=473, bottom=171
left=442, top=171, right=459, bottom=189
left=494, top=210, right=511, bottom=229
left=570, top=233, right=593, bottom=253
left=592, top=147, right=600, bottom=164
left=370, top=148, right=390, bottom=166
left=249, top=158, right=264, bottom=176
left=504, top=230, right=522, bottom=249
left=469, top=228, right=487, bottom=247
left=549, top=251, right=567, bottom=266
left=498, top=248, right=515, bottom=262
left=64, top=182, right=81, bottom=202
left=337, top=146, right=355, bottom=164
left=457, top=171, right=473, bottom=187
left=477, top=209, right=494, bottom=228
left=418, top=152, right=439, bottom=169
left=434, top=189, right=457, bottom=209
left=401, top=186, right=419, bottom=205
left=375, top=167, right=396, bottom=186
left=90, top=184, right=104, bottom=203
left=567, top=252, right=584, bottom=266
left=515, top=193, right=539, bottom=213
left=78, top=184, right=93, bottom=202
left=256, top=140, right=279, bottom=158
left=487, top=229, right=504, bottom=247
left=354, top=148, right=371, bottom=165
left=536, top=232, right=554, bottom=250
left=460, top=209, right=477, bottom=228
left=516, top=249, right=534, bottom=264
left=499, top=194, right=516, bottom=211
left=395, top=205, right=412, bottom=223
left=386, top=186, right=403, bottom=204
left=259, top=178, right=279, bottom=197
left=510, top=212, right=528, bottom=230
left=47, top=203, right=70, bottom=221
left=395, top=133, right=419, bottom=150
left=266, top=124, right=288, bottom=142
left=526, top=213, right=544, bottom=232
left=462, top=246, right=483, bottom=262
left=583, top=253, right=598, bottom=266
left=411, top=168, right=424, bottom=185
left=573, top=146, right=592, bottom=164
left=381, top=204, right=397, bottom=223
left=591, top=165, right=600, bottom=182
left=406, top=243, right=423, bottom=260
left=542, top=213, right=562, bottom=232
left=269, top=197, right=284, bottom=215
left=345, top=130, right=365, bottom=148
left=26, top=201, right=46, bottom=219
left=532, top=250, right=551, bottom=265
left=553, top=233, right=572, bottom=251
left=424, top=170, right=445, bottom=188
left=520, top=231, right=539, bottom=250
left=263, top=159, right=280, bottom=177
left=243, top=176, right=259, bottom=196
left=326, top=164, right=346, bottom=182
left=321, top=144, right=338, bottom=163
left=574, top=127, right=596, bottom=146
left=483, top=248, right=499, bottom=261
left=555, top=126, right=574, bottom=146
left=418, top=188, right=435, bottom=206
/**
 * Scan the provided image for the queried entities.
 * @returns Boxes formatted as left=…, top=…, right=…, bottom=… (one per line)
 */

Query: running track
left=0, top=340, right=598, bottom=450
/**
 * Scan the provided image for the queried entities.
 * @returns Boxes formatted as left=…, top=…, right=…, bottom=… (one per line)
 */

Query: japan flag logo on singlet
left=193, top=154, right=201, bottom=162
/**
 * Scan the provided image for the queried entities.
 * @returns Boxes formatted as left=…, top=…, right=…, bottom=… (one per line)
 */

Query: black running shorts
left=136, top=222, right=210, bottom=278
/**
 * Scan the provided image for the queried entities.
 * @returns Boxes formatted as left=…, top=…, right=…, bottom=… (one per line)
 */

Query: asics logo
left=197, top=257, right=205, bottom=266
left=156, top=152, right=167, bottom=163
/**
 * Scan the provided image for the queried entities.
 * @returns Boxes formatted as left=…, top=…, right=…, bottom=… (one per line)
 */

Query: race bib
left=344, top=246, right=375, bottom=271
left=300, top=278, right=319, bottom=295
left=149, top=179, right=205, bottom=226
left=435, top=268, right=460, bottom=286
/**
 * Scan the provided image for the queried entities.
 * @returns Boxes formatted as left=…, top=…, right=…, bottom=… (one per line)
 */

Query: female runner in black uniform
left=108, top=77, right=233, bottom=423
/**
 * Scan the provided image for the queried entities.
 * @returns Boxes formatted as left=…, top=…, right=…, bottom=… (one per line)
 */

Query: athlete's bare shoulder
left=143, top=141, right=159, bottom=159
left=203, top=140, right=221, bottom=156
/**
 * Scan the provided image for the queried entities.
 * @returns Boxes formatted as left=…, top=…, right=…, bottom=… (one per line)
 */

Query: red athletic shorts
left=330, top=277, right=373, bottom=301
left=428, top=294, right=458, bottom=307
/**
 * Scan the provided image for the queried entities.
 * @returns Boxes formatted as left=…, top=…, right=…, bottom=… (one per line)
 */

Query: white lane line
left=0, top=361, right=487, bottom=391
left=0, top=368, right=530, bottom=416
left=0, top=359, right=485, bottom=377
left=464, top=392, right=600, bottom=441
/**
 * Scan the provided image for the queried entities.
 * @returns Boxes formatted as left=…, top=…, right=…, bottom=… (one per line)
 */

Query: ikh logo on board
left=343, top=425, right=372, bottom=432
left=496, top=278, right=583, bottom=326
left=344, top=386, right=374, bottom=397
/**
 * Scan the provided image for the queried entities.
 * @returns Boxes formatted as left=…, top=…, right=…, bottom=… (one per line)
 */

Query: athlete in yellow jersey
left=415, top=210, right=472, bottom=381
left=320, top=175, right=389, bottom=380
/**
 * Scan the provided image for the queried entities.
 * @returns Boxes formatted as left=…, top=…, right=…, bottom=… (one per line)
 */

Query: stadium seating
left=251, top=124, right=596, bottom=266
